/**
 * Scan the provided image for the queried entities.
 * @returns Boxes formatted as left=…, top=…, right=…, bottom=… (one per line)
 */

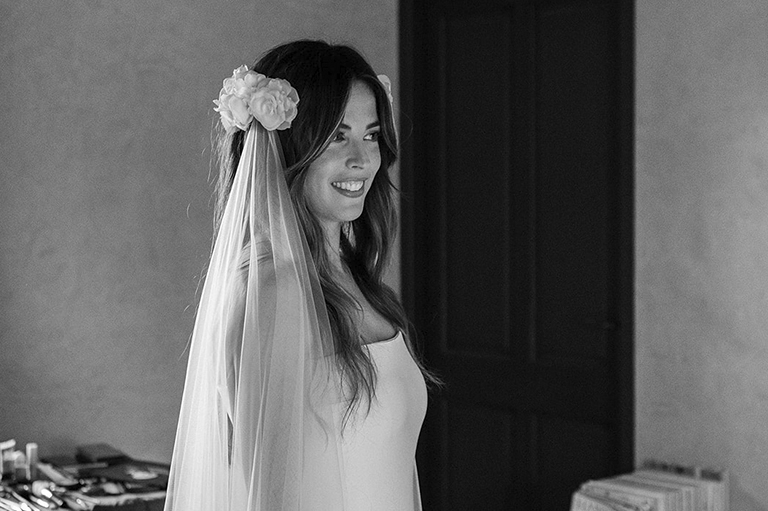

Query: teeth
left=332, top=180, right=364, bottom=192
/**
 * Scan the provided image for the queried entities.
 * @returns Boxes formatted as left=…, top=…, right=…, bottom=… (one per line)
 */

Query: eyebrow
left=339, top=121, right=380, bottom=130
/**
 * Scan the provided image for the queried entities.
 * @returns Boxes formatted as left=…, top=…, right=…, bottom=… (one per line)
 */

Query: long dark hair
left=214, top=40, right=437, bottom=424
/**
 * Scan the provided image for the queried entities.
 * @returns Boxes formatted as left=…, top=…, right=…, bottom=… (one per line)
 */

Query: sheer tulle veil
left=164, top=124, right=347, bottom=510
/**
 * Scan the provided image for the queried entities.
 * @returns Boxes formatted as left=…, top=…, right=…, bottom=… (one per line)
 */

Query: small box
left=76, top=443, right=129, bottom=465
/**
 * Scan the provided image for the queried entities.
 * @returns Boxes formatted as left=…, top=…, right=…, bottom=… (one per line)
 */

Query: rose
left=226, top=95, right=251, bottom=130
left=222, top=66, right=268, bottom=98
left=214, top=97, right=236, bottom=131
left=235, top=70, right=268, bottom=98
left=377, top=74, right=394, bottom=104
left=222, top=65, right=247, bottom=95
left=214, top=67, right=300, bottom=132
left=247, top=79, right=299, bottom=131
left=214, top=90, right=252, bottom=131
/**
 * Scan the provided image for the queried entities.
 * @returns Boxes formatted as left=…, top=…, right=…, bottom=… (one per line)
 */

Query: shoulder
left=235, top=235, right=275, bottom=271
left=235, top=235, right=315, bottom=298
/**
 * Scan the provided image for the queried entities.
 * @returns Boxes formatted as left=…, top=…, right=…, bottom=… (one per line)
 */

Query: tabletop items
left=1, top=440, right=166, bottom=511
left=571, top=459, right=729, bottom=511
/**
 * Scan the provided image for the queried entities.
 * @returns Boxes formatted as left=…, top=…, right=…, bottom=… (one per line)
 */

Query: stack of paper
left=571, top=460, right=728, bottom=511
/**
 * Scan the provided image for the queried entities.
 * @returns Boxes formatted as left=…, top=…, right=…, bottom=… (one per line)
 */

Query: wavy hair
left=213, top=40, right=438, bottom=426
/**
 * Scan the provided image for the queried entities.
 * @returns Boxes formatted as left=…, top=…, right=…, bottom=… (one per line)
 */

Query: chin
left=342, top=208, right=365, bottom=223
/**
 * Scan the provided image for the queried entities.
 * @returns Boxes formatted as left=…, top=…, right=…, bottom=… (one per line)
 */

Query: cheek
left=303, top=170, right=326, bottom=209
left=302, top=162, right=337, bottom=218
left=372, top=150, right=383, bottom=177
left=371, top=146, right=382, bottom=172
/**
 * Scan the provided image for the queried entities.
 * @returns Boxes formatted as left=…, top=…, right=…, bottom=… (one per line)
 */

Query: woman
left=165, top=40, right=436, bottom=511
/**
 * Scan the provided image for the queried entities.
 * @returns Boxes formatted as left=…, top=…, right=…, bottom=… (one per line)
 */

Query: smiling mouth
left=332, top=180, right=365, bottom=192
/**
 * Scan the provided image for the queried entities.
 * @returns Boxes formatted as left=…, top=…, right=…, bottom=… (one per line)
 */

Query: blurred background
left=1, top=0, right=768, bottom=509
left=0, top=0, right=399, bottom=464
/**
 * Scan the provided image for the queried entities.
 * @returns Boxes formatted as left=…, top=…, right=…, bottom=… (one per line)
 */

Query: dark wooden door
left=400, top=0, right=634, bottom=509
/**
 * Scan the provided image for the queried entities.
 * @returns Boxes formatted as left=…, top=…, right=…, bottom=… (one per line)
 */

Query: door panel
left=535, top=3, right=614, bottom=365
left=443, top=11, right=513, bottom=355
left=401, top=0, right=634, bottom=509
left=447, top=403, right=515, bottom=509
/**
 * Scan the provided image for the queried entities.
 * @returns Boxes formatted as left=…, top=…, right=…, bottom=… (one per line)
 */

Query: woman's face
left=304, top=81, right=381, bottom=235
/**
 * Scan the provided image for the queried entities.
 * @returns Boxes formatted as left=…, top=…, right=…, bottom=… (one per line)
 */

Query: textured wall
left=636, top=0, right=768, bottom=508
left=0, top=0, right=397, bottom=463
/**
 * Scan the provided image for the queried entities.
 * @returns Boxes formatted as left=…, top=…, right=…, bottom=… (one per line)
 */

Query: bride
left=164, top=40, right=438, bottom=510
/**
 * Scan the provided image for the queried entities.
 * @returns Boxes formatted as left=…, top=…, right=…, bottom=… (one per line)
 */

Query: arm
left=223, top=238, right=277, bottom=457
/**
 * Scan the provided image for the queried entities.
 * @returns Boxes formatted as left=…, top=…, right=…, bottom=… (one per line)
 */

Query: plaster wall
left=0, top=0, right=398, bottom=463
left=636, top=0, right=768, bottom=508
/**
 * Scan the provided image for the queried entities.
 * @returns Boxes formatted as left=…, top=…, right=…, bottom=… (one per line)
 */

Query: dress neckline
left=364, top=330, right=402, bottom=347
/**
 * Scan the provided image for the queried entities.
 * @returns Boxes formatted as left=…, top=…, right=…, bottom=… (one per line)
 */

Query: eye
left=364, top=131, right=381, bottom=142
left=331, top=131, right=346, bottom=143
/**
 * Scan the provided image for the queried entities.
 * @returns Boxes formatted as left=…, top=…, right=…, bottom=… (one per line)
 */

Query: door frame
left=398, top=0, right=635, bottom=473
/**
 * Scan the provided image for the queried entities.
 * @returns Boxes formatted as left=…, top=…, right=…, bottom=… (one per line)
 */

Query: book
left=614, top=474, right=687, bottom=511
left=570, top=461, right=729, bottom=511
left=571, top=490, right=641, bottom=511
left=580, top=479, right=664, bottom=511
left=633, top=469, right=709, bottom=511
left=641, top=461, right=729, bottom=511
left=572, top=490, right=644, bottom=511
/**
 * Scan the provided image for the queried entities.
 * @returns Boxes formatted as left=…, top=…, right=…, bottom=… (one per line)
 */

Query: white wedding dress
left=165, top=127, right=429, bottom=511
left=341, top=331, right=428, bottom=511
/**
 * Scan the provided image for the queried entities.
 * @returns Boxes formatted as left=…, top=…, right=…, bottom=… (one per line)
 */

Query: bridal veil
left=164, top=124, right=346, bottom=510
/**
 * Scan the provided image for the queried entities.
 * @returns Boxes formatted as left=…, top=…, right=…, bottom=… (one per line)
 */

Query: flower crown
left=214, top=66, right=394, bottom=132
left=376, top=74, right=394, bottom=105
left=213, top=66, right=300, bottom=132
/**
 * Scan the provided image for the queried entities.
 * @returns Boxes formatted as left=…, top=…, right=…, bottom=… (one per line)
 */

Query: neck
left=321, top=221, right=344, bottom=272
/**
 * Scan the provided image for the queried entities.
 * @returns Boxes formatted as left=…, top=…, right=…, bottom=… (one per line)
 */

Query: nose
left=346, top=140, right=370, bottom=169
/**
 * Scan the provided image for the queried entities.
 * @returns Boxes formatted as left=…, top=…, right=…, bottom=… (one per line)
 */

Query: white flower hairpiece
left=377, top=74, right=394, bottom=104
left=213, top=65, right=300, bottom=132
